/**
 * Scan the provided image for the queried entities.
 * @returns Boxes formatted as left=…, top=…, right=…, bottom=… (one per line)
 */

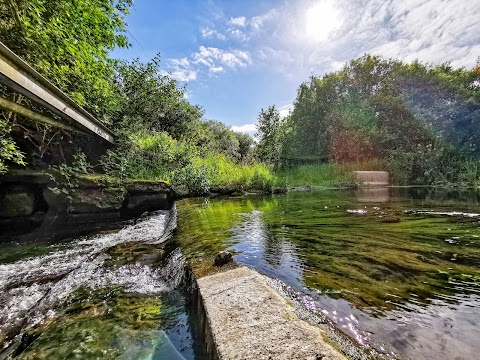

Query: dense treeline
left=0, top=0, right=276, bottom=193
left=1, top=1, right=479, bottom=189
left=257, top=55, right=480, bottom=186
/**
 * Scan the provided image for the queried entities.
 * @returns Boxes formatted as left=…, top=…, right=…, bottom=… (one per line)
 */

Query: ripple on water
left=174, top=191, right=480, bottom=360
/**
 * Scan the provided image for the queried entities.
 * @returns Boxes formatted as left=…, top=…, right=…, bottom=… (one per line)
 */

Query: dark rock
left=43, top=187, right=69, bottom=212
left=0, top=170, right=55, bottom=185
left=65, top=212, right=121, bottom=225
left=0, top=171, right=174, bottom=244
left=0, top=185, right=36, bottom=217
left=214, top=251, right=233, bottom=266
left=122, top=193, right=172, bottom=219
left=210, top=187, right=236, bottom=195
left=0, top=211, right=45, bottom=234
left=69, top=188, right=126, bottom=214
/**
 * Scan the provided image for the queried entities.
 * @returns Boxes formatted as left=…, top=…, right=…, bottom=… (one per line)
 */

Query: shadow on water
left=174, top=188, right=480, bottom=360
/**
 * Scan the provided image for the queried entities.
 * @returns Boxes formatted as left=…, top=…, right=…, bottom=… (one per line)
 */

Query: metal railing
left=0, top=41, right=114, bottom=143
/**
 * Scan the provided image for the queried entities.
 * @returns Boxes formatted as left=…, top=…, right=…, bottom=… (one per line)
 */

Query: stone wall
left=0, top=171, right=173, bottom=244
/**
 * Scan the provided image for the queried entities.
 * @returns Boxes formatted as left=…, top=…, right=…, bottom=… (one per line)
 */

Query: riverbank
left=0, top=170, right=173, bottom=244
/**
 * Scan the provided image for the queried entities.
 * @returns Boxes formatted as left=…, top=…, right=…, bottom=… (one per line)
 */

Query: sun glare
left=306, top=1, right=340, bottom=41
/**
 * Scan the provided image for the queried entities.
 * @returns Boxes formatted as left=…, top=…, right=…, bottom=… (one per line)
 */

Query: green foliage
left=0, top=0, right=132, bottom=115
left=255, top=105, right=285, bottom=166
left=0, top=118, right=25, bottom=174
left=100, top=132, right=196, bottom=181
left=172, top=163, right=211, bottom=196
left=280, top=55, right=480, bottom=185
left=235, top=132, right=255, bottom=163
left=52, top=151, right=93, bottom=189
left=0, top=0, right=270, bottom=195
left=275, top=163, right=377, bottom=188
left=194, top=120, right=241, bottom=159
left=195, top=153, right=279, bottom=192
left=0, top=0, right=132, bottom=171
left=110, top=56, right=203, bottom=137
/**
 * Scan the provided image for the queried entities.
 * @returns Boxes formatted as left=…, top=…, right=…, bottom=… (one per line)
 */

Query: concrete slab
left=197, top=267, right=348, bottom=360
left=353, top=171, right=389, bottom=186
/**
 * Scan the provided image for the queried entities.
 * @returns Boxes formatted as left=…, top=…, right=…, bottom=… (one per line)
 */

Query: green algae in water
left=16, top=288, right=191, bottom=360
left=176, top=190, right=480, bottom=311
left=174, top=189, right=480, bottom=359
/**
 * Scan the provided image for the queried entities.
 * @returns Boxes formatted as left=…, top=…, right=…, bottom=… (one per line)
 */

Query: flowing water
left=174, top=188, right=480, bottom=360
left=0, top=208, right=196, bottom=359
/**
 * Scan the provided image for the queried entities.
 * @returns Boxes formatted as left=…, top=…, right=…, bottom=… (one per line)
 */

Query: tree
left=256, top=106, right=284, bottom=166
left=0, top=0, right=132, bottom=115
left=235, top=132, right=254, bottom=163
left=0, top=117, right=24, bottom=174
left=193, top=120, right=240, bottom=160
left=0, top=0, right=133, bottom=170
left=283, top=55, right=480, bottom=184
left=111, top=56, right=204, bottom=139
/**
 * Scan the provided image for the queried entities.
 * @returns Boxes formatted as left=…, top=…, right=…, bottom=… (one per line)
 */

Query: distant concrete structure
left=0, top=41, right=114, bottom=143
left=354, top=171, right=389, bottom=186
left=197, top=267, right=347, bottom=360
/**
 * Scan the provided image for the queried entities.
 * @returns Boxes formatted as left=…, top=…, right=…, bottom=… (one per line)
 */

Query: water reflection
left=229, top=210, right=304, bottom=287
left=176, top=189, right=480, bottom=360
left=357, top=187, right=390, bottom=203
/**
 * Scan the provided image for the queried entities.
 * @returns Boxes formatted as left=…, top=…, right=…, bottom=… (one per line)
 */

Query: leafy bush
left=0, top=119, right=25, bottom=174
left=100, top=132, right=197, bottom=181
left=195, top=153, right=279, bottom=191
left=171, top=164, right=211, bottom=196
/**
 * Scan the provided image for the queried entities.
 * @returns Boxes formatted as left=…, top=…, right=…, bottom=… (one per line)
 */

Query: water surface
left=175, top=188, right=480, bottom=360
left=0, top=210, right=195, bottom=359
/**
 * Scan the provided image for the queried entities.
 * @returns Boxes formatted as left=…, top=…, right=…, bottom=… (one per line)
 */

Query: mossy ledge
left=0, top=170, right=173, bottom=244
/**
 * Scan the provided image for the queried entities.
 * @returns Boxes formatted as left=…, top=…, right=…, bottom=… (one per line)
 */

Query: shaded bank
left=0, top=171, right=173, bottom=244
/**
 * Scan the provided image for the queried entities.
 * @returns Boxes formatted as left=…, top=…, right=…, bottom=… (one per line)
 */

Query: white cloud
left=161, top=58, right=197, bottom=82
left=199, top=0, right=480, bottom=83
left=329, top=61, right=346, bottom=72
left=170, top=58, right=190, bottom=67
left=338, top=0, right=480, bottom=69
left=165, top=0, right=480, bottom=87
left=228, top=28, right=248, bottom=41
left=194, top=46, right=251, bottom=69
left=201, top=27, right=227, bottom=40
left=232, top=123, right=257, bottom=135
left=164, top=46, right=251, bottom=83
left=230, top=16, right=247, bottom=27
left=168, top=70, right=197, bottom=82
left=279, top=104, right=293, bottom=118
left=210, top=66, right=224, bottom=73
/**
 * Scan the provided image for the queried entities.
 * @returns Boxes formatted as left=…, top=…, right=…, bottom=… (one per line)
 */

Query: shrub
left=171, top=163, right=211, bottom=196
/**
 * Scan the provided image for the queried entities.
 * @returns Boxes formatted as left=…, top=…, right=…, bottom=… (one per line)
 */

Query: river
left=1, top=188, right=480, bottom=359
left=174, top=188, right=480, bottom=360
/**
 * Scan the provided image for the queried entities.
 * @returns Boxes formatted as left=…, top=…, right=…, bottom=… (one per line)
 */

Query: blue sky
left=114, top=0, right=480, bottom=136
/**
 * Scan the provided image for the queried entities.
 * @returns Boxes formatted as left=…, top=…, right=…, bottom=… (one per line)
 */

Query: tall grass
left=195, top=154, right=281, bottom=191
left=276, top=160, right=385, bottom=187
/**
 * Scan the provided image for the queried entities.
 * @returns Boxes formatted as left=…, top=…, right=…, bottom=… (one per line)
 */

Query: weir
left=0, top=191, right=354, bottom=359
left=353, top=171, right=389, bottom=186
left=197, top=267, right=346, bottom=360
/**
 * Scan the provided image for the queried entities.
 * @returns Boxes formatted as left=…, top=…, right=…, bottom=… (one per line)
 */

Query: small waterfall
left=0, top=206, right=183, bottom=354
